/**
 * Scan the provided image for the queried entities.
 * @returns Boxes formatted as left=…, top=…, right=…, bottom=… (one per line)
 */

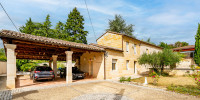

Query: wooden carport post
left=5, top=44, right=16, bottom=89
left=65, top=51, right=73, bottom=84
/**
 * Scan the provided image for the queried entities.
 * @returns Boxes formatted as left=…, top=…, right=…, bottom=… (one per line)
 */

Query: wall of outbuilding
left=0, top=61, right=7, bottom=74
left=80, top=51, right=104, bottom=79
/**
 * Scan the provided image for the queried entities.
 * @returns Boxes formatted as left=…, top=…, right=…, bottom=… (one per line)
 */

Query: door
left=134, top=61, right=137, bottom=74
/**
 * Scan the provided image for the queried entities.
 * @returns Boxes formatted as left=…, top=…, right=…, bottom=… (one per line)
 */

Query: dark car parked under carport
left=59, top=67, right=85, bottom=80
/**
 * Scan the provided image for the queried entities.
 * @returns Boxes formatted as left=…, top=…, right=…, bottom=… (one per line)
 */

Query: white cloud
left=147, top=11, right=197, bottom=25
left=20, top=0, right=60, bottom=5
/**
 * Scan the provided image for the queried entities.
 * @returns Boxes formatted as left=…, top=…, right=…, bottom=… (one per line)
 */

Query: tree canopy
left=174, top=41, right=189, bottom=47
left=0, top=48, right=6, bottom=61
left=158, top=41, right=189, bottom=49
left=138, top=49, right=182, bottom=73
left=19, top=7, right=88, bottom=44
left=107, top=14, right=134, bottom=36
left=195, top=23, right=200, bottom=65
left=65, top=7, right=88, bottom=44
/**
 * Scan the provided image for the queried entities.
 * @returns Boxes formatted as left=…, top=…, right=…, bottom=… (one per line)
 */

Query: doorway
left=134, top=61, right=137, bottom=74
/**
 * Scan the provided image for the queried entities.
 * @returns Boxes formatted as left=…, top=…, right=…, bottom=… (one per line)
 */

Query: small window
left=146, top=48, right=149, bottom=54
left=126, top=60, right=129, bottom=70
left=112, top=59, right=117, bottom=70
left=134, top=44, right=137, bottom=54
left=126, top=42, right=129, bottom=52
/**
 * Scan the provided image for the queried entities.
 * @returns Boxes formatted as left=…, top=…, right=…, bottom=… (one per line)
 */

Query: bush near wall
left=20, top=63, right=38, bottom=72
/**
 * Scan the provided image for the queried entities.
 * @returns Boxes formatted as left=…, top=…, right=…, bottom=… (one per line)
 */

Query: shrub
left=192, top=70, right=200, bottom=89
left=190, top=66, right=200, bottom=89
left=149, top=71, right=159, bottom=85
left=127, top=77, right=131, bottom=82
left=20, top=63, right=38, bottom=72
left=57, top=63, right=65, bottom=70
left=120, top=77, right=126, bottom=82
left=167, top=85, right=200, bottom=96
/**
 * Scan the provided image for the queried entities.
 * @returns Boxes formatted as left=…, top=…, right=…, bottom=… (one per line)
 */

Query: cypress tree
left=42, top=14, right=53, bottom=37
left=65, top=7, right=88, bottom=44
left=195, top=24, right=200, bottom=65
left=19, top=18, right=35, bottom=34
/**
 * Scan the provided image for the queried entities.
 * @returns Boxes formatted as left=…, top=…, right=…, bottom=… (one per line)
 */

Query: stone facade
left=97, top=32, right=162, bottom=79
left=0, top=61, right=7, bottom=74
left=97, top=32, right=123, bottom=49
left=80, top=51, right=105, bottom=79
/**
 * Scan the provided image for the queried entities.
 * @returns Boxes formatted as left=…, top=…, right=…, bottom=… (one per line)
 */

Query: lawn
left=131, top=76, right=200, bottom=97
left=131, top=76, right=196, bottom=87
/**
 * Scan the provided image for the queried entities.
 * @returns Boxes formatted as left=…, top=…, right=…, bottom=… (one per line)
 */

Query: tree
left=174, top=41, right=189, bottom=48
left=65, top=7, right=88, bottom=44
left=158, top=42, right=174, bottom=49
left=159, top=49, right=182, bottom=73
left=16, top=59, right=30, bottom=71
left=19, top=18, right=35, bottom=34
left=42, top=14, right=53, bottom=37
left=107, top=14, right=134, bottom=36
left=195, top=23, right=200, bottom=65
left=138, top=49, right=182, bottom=73
left=55, top=21, right=68, bottom=40
left=0, top=48, right=6, bottom=61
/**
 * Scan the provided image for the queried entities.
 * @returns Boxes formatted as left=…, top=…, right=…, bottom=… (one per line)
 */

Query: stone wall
left=97, top=32, right=123, bottom=49
left=0, top=61, right=6, bottom=74
left=104, top=36, right=142, bottom=79
left=80, top=52, right=104, bottom=79
left=168, top=58, right=195, bottom=76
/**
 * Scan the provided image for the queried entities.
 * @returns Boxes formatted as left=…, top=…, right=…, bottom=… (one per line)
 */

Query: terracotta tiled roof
left=97, top=31, right=163, bottom=49
left=0, top=30, right=105, bottom=51
left=90, top=43, right=123, bottom=52
left=173, top=45, right=195, bottom=51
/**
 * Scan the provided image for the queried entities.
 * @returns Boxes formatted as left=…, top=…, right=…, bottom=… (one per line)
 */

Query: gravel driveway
left=13, top=81, right=199, bottom=100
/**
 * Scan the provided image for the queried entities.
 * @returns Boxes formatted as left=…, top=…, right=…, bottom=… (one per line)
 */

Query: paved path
left=12, top=81, right=199, bottom=100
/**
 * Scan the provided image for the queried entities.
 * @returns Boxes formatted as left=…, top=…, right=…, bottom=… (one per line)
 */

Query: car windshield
left=36, top=67, right=52, bottom=71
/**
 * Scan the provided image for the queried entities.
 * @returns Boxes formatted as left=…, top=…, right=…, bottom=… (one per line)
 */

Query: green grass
left=167, top=85, right=200, bottom=97
left=131, top=76, right=196, bottom=87
left=131, top=76, right=200, bottom=97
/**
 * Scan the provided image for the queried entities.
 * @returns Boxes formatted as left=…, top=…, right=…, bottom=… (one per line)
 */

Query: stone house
left=92, top=31, right=163, bottom=79
left=0, top=30, right=162, bottom=88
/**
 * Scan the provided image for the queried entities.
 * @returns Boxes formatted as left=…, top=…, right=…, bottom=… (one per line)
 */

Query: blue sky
left=0, top=0, right=200, bottom=48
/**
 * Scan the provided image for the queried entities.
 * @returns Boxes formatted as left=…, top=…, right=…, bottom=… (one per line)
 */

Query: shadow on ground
left=12, top=90, right=39, bottom=99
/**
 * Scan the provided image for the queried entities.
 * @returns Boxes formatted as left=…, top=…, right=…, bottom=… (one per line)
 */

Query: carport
left=0, top=30, right=105, bottom=89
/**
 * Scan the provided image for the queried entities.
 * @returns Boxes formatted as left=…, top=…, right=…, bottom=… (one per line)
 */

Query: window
left=126, top=42, right=129, bottom=52
left=126, top=60, right=129, bottom=70
left=146, top=48, right=149, bottom=54
left=134, top=44, right=137, bottom=54
left=112, top=59, right=117, bottom=70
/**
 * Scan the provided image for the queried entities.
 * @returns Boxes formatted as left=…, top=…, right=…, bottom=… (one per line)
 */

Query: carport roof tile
left=0, top=30, right=105, bottom=52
